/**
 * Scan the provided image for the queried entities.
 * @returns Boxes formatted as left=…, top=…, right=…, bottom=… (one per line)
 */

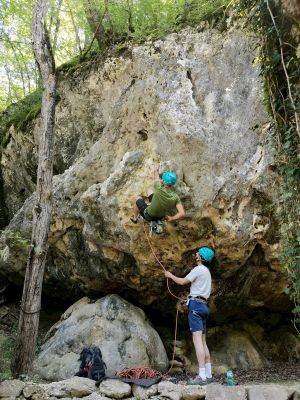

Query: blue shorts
left=188, top=300, right=209, bottom=333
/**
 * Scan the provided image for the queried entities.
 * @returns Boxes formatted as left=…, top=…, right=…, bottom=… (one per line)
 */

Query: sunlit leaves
left=0, top=0, right=232, bottom=110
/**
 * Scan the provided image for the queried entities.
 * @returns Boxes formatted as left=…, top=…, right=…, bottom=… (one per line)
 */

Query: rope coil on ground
left=117, top=367, right=162, bottom=379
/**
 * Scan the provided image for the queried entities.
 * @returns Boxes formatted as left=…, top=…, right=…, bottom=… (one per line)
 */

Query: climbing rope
left=142, top=219, right=181, bottom=301
left=142, top=218, right=185, bottom=375
left=117, top=367, right=162, bottom=380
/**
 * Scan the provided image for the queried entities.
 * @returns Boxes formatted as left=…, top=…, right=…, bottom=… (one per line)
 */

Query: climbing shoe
left=187, top=376, right=207, bottom=386
left=130, top=217, right=138, bottom=224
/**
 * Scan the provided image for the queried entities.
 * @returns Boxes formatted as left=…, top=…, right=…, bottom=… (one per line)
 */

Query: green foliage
left=235, top=0, right=300, bottom=333
left=0, top=0, right=232, bottom=113
left=0, top=336, right=15, bottom=361
left=0, top=311, right=19, bottom=377
left=0, top=371, right=14, bottom=381
left=0, top=89, right=42, bottom=146
left=75, top=0, right=231, bottom=45
left=0, top=0, right=37, bottom=110
left=176, top=0, right=232, bottom=26
left=0, top=229, right=30, bottom=250
left=0, top=0, right=233, bottom=142
left=0, top=335, right=15, bottom=377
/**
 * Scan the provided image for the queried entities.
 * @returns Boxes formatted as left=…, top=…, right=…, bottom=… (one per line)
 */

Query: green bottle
left=226, top=368, right=234, bottom=386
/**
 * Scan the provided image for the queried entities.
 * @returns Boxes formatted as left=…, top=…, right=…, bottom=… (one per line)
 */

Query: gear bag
left=75, top=345, right=106, bottom=385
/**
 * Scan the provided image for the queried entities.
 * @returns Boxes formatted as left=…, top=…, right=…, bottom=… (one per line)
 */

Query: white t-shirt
left=185, top=264, right=211, bottom=299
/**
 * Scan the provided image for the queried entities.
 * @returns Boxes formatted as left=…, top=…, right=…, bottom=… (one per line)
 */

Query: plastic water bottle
left=226, top=368, right=234, bottom=386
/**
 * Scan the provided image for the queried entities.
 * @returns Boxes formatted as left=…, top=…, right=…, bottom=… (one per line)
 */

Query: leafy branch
left=266, top=0, right=300, bottom=139
left=0, top=230, right=30, bottom=249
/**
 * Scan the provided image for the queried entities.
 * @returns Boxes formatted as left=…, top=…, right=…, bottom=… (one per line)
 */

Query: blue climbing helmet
left=162, top=171, right=177, bottom=186
left=198, top=247, right=215, bottom=262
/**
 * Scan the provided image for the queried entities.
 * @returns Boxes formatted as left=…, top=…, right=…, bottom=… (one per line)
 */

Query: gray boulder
left=34, top=295, right=168, bottom=381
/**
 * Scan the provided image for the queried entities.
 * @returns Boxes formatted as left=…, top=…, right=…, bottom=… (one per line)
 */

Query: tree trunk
left=66, top=0, right=83, bottom=55
left=126, top=0, right=135, bottom=34
left=83, top=0, right=107, bottom=51
left=4, top=64, right=12, bottom=103
left=52, top=0, right=63, bottom=54
left=11, top=0, right=56, bottom=375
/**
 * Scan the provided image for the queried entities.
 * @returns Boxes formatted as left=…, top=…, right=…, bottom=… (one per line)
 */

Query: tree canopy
left=0, top=0, right=231, bottom=111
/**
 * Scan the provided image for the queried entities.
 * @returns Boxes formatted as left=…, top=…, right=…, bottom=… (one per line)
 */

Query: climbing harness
left=148, top=219, right=164, bottom=236
left=132, top=215, right=164, bottom=236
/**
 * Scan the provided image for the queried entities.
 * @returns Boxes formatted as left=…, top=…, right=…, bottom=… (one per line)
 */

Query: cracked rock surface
left=0, top=26, right=290, bottom=317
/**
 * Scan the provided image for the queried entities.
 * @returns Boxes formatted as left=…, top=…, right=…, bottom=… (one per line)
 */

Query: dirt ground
left=168, top=362, right=300, bottom=385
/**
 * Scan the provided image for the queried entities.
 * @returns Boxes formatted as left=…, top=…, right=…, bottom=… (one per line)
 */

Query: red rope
left=117, top=367, right=162, bottom=379
left=142, top=219, right=181, bottom=301
left=142, top=219, right=184, bottom=374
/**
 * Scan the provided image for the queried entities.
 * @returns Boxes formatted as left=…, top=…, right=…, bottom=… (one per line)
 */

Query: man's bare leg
left=202, top=334, right=210, bottom=363
left=133, top=197, right=142, bottom=221
left=192, top=331, right=207, bottom=381
left=193, top=331, right=205, bottom=368
left=202, top=334, right=212, bottom=379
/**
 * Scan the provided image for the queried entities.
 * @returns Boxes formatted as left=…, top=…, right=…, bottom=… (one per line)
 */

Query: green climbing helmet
left=198, top=247, right=215, bottom=262
left=162, top=171, right=177, bottom=186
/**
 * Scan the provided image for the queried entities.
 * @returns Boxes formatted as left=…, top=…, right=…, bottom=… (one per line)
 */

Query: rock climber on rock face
left=131, top=166, right=185, bottom=224
left=164, top=247, right=215, bottom=386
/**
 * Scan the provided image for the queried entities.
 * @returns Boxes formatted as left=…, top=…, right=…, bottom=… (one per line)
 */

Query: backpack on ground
left=75, top=345, right=106, bottom=385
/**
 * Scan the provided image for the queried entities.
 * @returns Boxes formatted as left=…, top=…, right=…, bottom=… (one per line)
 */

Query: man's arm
left=164, top=271, right=190, bottom=285
left=153, top=165, right=161, bottom=182
left=165, top=203, right=185, bottom=222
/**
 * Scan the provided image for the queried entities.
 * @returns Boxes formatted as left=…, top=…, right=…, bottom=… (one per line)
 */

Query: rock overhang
left=0, top=26, right=290, bottom=316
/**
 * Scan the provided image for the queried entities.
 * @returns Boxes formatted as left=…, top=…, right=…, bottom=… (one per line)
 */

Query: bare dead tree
left=11, top=0, right=56, bottom=375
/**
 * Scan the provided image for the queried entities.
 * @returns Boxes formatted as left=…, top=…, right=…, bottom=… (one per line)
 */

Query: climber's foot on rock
left=130, top=217, right=138, bottom=224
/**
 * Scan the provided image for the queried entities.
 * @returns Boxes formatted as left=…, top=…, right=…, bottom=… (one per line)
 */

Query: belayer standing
left=131, top=166, right=185, bottom=224
left=164, top=247, right=215, bottom=385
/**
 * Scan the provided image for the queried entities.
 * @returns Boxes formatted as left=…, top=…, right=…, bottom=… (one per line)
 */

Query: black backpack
left=75, top=345, right=107, bottom=386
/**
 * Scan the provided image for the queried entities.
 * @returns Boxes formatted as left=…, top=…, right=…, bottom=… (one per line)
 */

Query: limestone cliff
left=0, top=27, right=290, bottom=319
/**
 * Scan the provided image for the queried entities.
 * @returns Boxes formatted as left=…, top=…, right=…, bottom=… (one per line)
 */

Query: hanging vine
left=235, top=0, right=300, bottom=333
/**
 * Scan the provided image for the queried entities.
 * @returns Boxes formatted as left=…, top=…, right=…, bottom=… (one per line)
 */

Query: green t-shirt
left=146, top=181, right=181, bottom=218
